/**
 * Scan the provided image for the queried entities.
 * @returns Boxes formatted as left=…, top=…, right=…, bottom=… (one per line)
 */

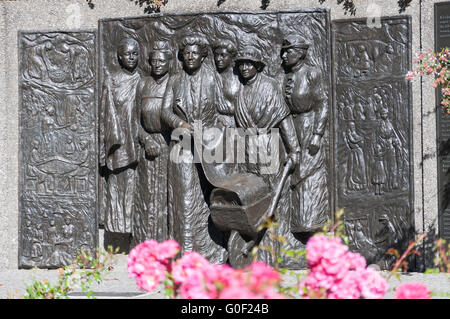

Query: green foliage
left=407, top=48, right=450, bottom=114
left=24, top=246, right=120, bottom=299
left=433, top=238, right=450, bottom=273
left=386, top=233, right=426, bottom=279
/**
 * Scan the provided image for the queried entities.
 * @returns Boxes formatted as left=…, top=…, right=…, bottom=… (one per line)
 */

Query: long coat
left=283, top=63, right=329, bottom=233
left=99, top=69, right=140, bottom=233
left=132, top=73, right=170, bottom=246
left=161, top=64, right=228, bottom=264
left=234, top=72, right=302, bottom=268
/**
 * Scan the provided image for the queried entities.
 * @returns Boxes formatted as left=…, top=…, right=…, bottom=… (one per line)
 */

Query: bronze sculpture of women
left=99, top=38, right=141, bottom=234
left=132, top=41, right=172, bottom=246
left=161, top=35, right=228, bottom=263
left=232, top=46, right=301, bottom=267
left=281, top=36, right=329, bottom=236
left=212, top=39, right=240, bottom=128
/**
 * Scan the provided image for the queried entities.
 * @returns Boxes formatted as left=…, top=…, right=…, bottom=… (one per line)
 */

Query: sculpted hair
left=117, top=38, right=140, bottom=54
left=212, top=39, right=237, bottom=57
left=179, top=35, right=209, bottom=58
left=149, top=41, right=173, bottom=60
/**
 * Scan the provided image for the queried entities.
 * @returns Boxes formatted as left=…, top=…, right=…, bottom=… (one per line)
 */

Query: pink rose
left=128, top=258, right=166, bottom=292
left=395, top=282, right=431, bottom=299
left=345, top=251, right=367, bottom=271
left=328, top=271, right=361, bottom=299
left=171, top=252, right=210, bottom=284
left=359, top=268, right=388, bottom=299
left=246, top=261, right=281, bottom=292
left=179, top=271, right=214, bottom=299
left=306, top=234, right=328, bottom=266
left=155, top=240, right=180, bottom=261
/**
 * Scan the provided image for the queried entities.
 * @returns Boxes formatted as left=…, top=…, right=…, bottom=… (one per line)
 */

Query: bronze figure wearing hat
left=231, top=46, right=301, bottom=267
left=280, top=36, right=330, bottom=235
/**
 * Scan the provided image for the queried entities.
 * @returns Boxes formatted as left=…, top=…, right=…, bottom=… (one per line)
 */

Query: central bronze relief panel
left=99, top=10, right=332, bottom=269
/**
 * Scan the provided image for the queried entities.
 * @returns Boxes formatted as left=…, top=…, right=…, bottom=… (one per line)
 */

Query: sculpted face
left=118, top=43, right=139, bottom=72
left=281, top=47, right=306, bottom=68
left=214, top=47, right=233, bottom=72
left=238, top=60, right=258, bottom=81
left=150, top=51, right=169, bottom=77
left=183, top=44, right=204, bottom=73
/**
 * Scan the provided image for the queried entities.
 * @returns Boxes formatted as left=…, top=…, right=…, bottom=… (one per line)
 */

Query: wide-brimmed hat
left=234, top=46, right=266, bottom=68
left=281, top=35, right=310, bottom=50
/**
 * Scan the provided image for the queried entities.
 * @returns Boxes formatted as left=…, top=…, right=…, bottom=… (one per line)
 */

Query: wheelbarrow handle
left=264, top=157, right=294, bottom=220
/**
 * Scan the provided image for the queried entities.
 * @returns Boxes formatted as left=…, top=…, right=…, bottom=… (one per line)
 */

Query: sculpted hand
left=144, top=138, right=161, bottom=158
left=308, top=134, right=321, bottom=156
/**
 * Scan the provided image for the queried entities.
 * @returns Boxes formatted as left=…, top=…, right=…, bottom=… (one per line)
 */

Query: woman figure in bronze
left=132, top=41, right=172, bottom=246
left=161, top=35, right=228, bottom=264
left=99, top=38, right=141, bottom=234
left=232, top=46, right=301, bottom=268
left=281, top=35, right=329, bottom=236
left=372, top=106, right=401, bottom=192
left=212, top=39, right=240, bottom=128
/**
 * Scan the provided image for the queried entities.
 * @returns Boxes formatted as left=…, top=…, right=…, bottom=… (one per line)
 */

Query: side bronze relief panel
left=18, top=31, right=98, bottom=268
left=99, top=11, right=331, bottom=268
left=332, top=17, right=414, bottom=269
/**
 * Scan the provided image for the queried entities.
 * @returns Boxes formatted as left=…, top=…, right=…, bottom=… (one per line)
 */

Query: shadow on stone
left=103, top=231, right=132, bottom=254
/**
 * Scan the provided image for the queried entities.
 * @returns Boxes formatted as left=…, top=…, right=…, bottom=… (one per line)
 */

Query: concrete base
left=0, top=254, right=448, bottom=299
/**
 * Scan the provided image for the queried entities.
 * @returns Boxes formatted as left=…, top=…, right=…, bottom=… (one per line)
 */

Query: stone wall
left=0, top=0, right=441, bottom=269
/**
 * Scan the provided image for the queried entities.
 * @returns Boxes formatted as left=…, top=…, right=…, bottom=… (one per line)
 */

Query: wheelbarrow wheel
left=227, top=230, right=255, bottom=268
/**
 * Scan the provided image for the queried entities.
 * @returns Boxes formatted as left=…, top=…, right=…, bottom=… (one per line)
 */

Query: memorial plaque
left=99, top=10, right=331, bottom=268
left=332, top=17, right=414, bottom=269
left=18, top=31, right=98, bottom=268
left=435, top=2, right=450, bottom=241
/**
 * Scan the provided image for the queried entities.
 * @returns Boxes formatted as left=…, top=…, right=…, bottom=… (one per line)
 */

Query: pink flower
left=205, top=264, right=241, bottom=290
left=303, top=265, right=335, bottom=291
left=406, top=71, right=416, bottom=80
left=171, top=252, right=210, bottom=284
left=395, top=282, right=431, bottom=299
left=245, top=261, right=281, bottom=292
left=425, top=66, right=434, bottom=74
left=128, top=251, right=167, bottom=292
left=154, top=240, right=180, bottom=261
left=134, top=260, right=167, bottom=292
left=128, top=240, right=182, bottom=292
left=328, top=271, right=362, bottom=299
left=306, top=235, right=346, bottom=267
left=359, top=268, right=388, bottom=299
left=261, top=287, right=286, bottom=299
left=179, top=271, right=214, bottom=299
left=346, top=251, right=367, bottom=270
left=301, top=234, right=389, bottom=299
